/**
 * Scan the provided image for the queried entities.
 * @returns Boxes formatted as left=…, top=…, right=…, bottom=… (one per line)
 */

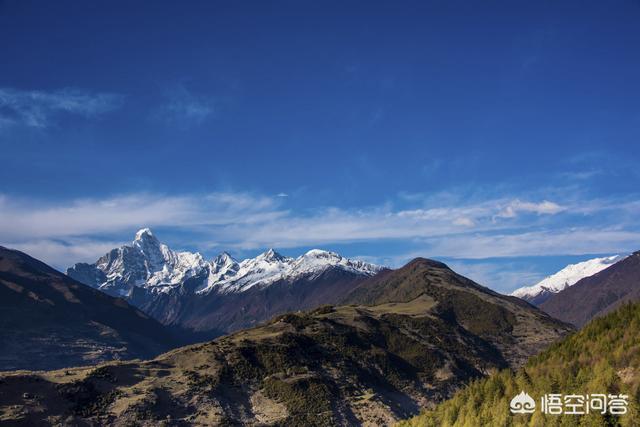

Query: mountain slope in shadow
left=0, top=246, right=177, bottom=371
left=540, top=251, right=640, bottom=327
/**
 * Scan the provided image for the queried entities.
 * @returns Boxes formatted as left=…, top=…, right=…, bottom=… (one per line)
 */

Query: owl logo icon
left=510, top=391, right=536, bottom=414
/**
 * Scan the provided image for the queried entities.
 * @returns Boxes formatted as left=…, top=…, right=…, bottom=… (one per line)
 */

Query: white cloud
left=0, top=192, right=284, bottom=241
left=1, top=190, right=638, bottom=270
left=423, top=228, right=640, bottom=259
left=8, top=238, right=125, bottom=270
left=495, top=199, right=565, bottom=219
left=452, top=217, right=475, bottom=227
left=0, top=87, right=123, bottom=128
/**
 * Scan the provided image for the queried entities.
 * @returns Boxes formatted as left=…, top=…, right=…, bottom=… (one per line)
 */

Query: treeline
left=399, top=302, right=640, bottom=426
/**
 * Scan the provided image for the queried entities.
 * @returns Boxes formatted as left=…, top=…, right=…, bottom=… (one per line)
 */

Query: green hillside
left=399, top=302, right=640, bottom=427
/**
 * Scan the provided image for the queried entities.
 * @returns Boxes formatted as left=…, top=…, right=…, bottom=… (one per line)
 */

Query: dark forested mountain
left=0, top=257, right=571, bottom=426
left=540, top=251, right=640, bottom=327
left=400, top=301, right=640, bottom=427
left=0, top=246, right=177, bottom=371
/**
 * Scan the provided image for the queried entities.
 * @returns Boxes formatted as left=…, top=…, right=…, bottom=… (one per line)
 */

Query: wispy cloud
left=421, top=228, right=640, bottom=259
left=9, top=238, right=125, bottom=269
left=1, top=189, right=639, bottom=271
left=495, top=199, right=565, bottom=219
left=0, top=191, right=284, bottom=267
left=559, top=169, right=603, bottom=181
left=0, top=192, right=283, bottom=241
left=0, top=87, right=124, bottom=128
left=452, top=217, right=475, bottom=227
left=154, top=84, right=214, bottom=127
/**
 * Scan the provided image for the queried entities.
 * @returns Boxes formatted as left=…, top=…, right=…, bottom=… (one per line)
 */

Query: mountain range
left=0, top=246, right=177, bottom=371
left=3, top=232, right=639, bottom=425
left=0, top=254, right=572, bottom=425
left=67, top=228, right=385, bottom=335
left=510, top=254, right=625, bottom=305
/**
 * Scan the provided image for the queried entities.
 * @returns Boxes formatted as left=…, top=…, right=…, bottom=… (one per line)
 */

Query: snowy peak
left=207, top=251, right=240, bottom=284
left=296, top=249, right=344, bottom=269
left=291, top=249, right=382, bottom=278
left=68, top=229, right=384, bottom=299
left=134, top=227, right=156, bottom=242
left=199, top=248, right=382, bottom=294
left=209, top=249, right=294, bottom=293
left=303, top=249, right=340, bottom=259
left=68, top=228, right=209, bottom=297
left=257, top=248, right=289, bottom=263
left=131, top=228, right=167, bottom=274
left=133, top=228, right=162, bottom=255
left=510, top=255, right=627, bottom=305
left=213, top=252, right=238, bottom=269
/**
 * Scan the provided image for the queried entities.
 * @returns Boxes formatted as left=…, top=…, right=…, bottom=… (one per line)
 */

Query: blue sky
left=1, top=0, right=640, bottom=292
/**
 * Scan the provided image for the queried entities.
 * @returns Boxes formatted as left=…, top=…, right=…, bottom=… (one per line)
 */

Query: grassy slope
left=0, top=258, right=572, bottom=426
left=0, top=302, right=510, bottom=426
left=399, top=302, right=640, bottom=427
left=344, top=258, right=574, bottom=368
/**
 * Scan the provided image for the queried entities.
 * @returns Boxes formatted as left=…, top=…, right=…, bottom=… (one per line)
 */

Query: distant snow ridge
left=510, top=255, right=626, bottom=305
left=67, top=228, right=384, bottom=298
left=198, top=247, right=384, bottom=294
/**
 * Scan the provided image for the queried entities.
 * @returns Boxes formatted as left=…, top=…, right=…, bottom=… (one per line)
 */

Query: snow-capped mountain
left=67, top=228, right=385, bottom=336
left=198, top=248, right=383, bottom=294
left=68, top=228, right=209, bottom=297
left=68, top=228, right=383, bottom=300
left=200, top=248, right=294, bottom=294
left=510, top=255, right=626, bottom=305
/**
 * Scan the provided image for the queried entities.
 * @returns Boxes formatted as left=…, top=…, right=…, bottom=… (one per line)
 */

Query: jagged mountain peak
left=134, top=227, right=156, bottom=241
left=257, top=248, right=289, bottom=262
left=131, top=228, right=167, bottom=273
left=213, top=251, right=237, bottom=266
left=208, top=252, right=240, bottom=284
left=68, top=229, right=208, bottom=297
